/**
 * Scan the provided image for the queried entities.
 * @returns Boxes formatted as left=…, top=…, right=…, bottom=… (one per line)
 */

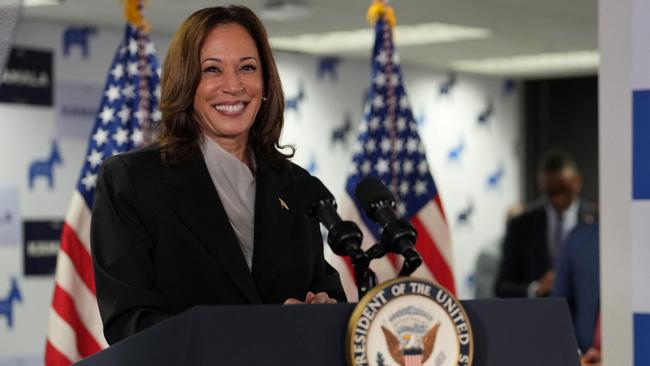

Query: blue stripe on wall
left=635, top=313, right=650, bottom=366
left=633, top=90, right=650, bottom=199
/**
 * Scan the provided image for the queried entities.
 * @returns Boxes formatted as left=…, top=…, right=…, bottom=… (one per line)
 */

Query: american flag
left=330, top=10, right=456, bottom=300
left=44, top=23, right=160, bottom=365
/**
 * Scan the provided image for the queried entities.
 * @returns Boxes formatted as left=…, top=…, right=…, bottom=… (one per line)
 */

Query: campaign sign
left=0, top=47, right=53, bottom=106
left=0, top=187, right=20, bottom=246
left=56, top=82, right=102, bottom=139
left=23, top=220, right=62, bottom=276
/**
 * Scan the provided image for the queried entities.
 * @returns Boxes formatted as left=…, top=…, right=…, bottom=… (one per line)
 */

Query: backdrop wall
left=599, top=0, right=643, bottom=364
left=0, top=19, right=522, bottom=364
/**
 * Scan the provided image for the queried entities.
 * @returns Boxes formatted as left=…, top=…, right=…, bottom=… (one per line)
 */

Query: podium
left=76, top=298, right=580, bottom=366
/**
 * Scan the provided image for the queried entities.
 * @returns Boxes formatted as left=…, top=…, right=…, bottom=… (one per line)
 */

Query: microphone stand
left=355, top=239, right=418, bottom=296
left=349, top=247, right=377, bottom=299
left=397, top=247, right=422, bottom=276
left=325, top=220, right=378, bottom=299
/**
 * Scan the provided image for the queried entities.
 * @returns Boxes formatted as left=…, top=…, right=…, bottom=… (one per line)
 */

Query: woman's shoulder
left=285, top=160, right=310, bottom=176
left=276, top=160, right=316, bottom=186
left=104, top=144, right=162, bottom=167
left=100, top=145, right=165, bottom=179
left=262, top=159, right=314, bottom=190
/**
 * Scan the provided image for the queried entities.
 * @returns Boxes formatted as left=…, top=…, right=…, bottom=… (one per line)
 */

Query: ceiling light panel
left=452, top=51, right=599, bottom=76
left=260, top=1, right=311, bottom=22
left=23, top=0, right=60, bottom=7
left=270, top=22, right=491, bottom=54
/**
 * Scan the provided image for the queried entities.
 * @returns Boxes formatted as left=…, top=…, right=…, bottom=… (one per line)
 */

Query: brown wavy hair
left=156, top=5, right=292, bottom=166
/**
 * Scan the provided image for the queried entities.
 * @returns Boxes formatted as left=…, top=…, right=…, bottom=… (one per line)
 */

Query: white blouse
left=200, top=137, right=256, bottom=270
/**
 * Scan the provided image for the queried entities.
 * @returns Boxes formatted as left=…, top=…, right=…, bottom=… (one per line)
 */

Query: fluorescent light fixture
left=23, top=0, right=60, bottom=6
left=452, top=51, right=599, bottom=76
left=270, top=22, right=491, bottom=54
left=260, top=1, right=311, bottom=22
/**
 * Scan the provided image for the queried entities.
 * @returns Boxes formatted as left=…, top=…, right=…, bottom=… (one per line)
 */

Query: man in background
left=495, top=150, right=596, bottom=298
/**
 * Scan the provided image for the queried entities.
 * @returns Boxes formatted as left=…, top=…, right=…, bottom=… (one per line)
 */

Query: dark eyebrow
left=200, top=56, right=258, bottom=64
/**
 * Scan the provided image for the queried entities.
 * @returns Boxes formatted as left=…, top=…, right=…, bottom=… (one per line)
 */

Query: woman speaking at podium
left=91, top=5, right=346, bottom=344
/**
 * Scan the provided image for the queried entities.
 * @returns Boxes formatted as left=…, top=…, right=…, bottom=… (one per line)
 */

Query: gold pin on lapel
left=278, top=197, right=290, bottom=211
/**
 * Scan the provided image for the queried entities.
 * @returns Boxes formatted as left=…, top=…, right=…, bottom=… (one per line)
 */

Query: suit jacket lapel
left=162, top=151, right=262, bottom=304
left=251, top=159, right=295, bottom=299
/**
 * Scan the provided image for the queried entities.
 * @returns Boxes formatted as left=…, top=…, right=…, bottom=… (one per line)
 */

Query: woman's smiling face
left=193, top=23, right=264, bottom=147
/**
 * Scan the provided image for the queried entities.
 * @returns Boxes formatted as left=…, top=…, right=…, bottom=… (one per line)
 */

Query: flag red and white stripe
left=330, top=2, right=455, bottom=301
left=45, top=194, right=108, bottom=365
left=45, top=14, right=160, bottom=364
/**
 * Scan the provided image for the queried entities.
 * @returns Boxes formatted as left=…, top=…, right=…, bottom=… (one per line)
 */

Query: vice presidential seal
left=347, top=278, right=473, bottom=366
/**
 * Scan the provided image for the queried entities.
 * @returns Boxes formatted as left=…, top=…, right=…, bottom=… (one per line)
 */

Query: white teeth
left=214, top=103, right=244, bottom=113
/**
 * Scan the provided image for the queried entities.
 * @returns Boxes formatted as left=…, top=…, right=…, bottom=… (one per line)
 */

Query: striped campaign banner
left=631, top=89, right=650, bottom=366
left=631, top=0, right=650, bottom=364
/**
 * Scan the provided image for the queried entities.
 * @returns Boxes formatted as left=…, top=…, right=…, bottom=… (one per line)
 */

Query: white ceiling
left=20, top=0, right=598, bottom=78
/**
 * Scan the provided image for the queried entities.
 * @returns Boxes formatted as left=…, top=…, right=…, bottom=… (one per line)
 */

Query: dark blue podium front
left=76, top=298, right=580, bottom=366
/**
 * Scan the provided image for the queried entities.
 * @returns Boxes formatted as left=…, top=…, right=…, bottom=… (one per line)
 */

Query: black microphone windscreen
left=354, top=176, right=395, bottom=212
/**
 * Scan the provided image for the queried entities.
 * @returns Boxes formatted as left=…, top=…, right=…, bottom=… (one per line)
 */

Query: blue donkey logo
left=285, top=83, right=305, bottom=112
left=63, top=26, right=97, bottom=59
left=478, top=101, right=494, bottom=125
left=29, top=140, right=63, bottom=190
left=457, top=199, right=475, bottom=226
left=439, top=73, right=457, bottom=96
left=0, top=277, right=22, bottom=329
left=331, top=112, right=353, bottom=146
left=448, top=139, right=465, bottom=164
left=306, top=153, right=318, bottom=174
left=487, top=164, right=505, bottom=190
left=317, top=57, right=341, bottom=81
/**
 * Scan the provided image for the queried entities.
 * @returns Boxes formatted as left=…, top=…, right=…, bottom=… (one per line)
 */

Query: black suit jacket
left=494, top=201, right=596, bottom=298
left=91, top=146, right=346, bottom=344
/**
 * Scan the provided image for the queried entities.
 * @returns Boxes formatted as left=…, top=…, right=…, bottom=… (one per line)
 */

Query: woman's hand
left=284, top=291, right=337, bottom=305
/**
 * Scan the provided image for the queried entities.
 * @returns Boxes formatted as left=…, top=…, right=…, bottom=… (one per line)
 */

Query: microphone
left=305, top=176, right=364, bottom=261
left=305, top=176, right=378, bottom=296
left=354, top=176, right=422, bottom=276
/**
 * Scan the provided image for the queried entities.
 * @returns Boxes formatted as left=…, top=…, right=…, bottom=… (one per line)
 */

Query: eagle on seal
left=381, top=322, right=440, bottom=366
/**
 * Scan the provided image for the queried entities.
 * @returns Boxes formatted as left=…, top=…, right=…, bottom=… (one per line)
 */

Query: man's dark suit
left=494, top=201, right=595, bottom=298
left=91, top=146, right=346, bottom=344
left=553, top=222, right=600, bottom=353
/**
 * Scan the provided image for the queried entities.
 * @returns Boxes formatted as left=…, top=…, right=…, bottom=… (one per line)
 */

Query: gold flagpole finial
left=122, top=0, right=150, bottom=32
left=367, top=0, right=396, bottom=28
